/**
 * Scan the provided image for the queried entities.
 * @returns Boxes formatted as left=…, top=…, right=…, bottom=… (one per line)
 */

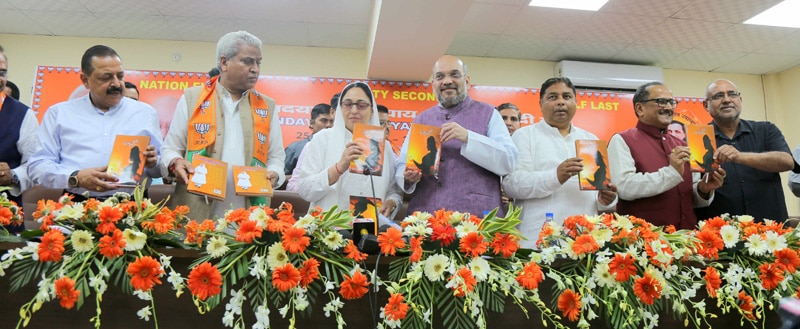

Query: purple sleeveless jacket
left=409, top=96, right=504, bottom=217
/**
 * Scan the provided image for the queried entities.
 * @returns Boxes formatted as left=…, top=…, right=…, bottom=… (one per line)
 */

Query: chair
left=21, top=185, right=65, bottom=230
left=270, top=190, right=310, bottom=217
left=148, top=184, right=175, bottom=207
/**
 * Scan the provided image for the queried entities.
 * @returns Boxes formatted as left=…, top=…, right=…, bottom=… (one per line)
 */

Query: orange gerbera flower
left=431, top=224, right=457, bottom=246
left=33, top=199, right=63, bottom=230
left=187, top=262, right=223, bottom=301
left=695, top=229, right=724, bottom=260
left=310, top=206, right=323, bottom=217
left=384, top=293, right=410, bottom=321
left=98, top=229, right=126, bottom=259
left=38, top=230, right=65, bottom=262
left=459, top=232, right=488, bottom=258
left=299, top=258, right=320, bottom=288
left=557, top=289, right=581, bottom=322
left=272, top=263, right=301, bottom=292
left=96, top=205, right=124, bottom=235
left=0, top=206, right=13, bottom=225
left=759, top=262, right=784, bottom=290
left=737, top=291, right=756, bottom=320
left=563, top=215, right=594, bottom=237
left=54, top=276, right=80, bottom=309
left=703, top=216, right=727, bottom=231
left=235, top=220, right=263, bottom=243
left=340, top=270, right=369, bottom=300
left=633, top=274, right=662, bottom=305
left=664, top=225, right=676, bottom=234
left=127, top=256, right=164, bottom=292
left=225, top=208, right=250, bottom=223
left=377, top=227, right=406, bottom=256
left=608, top=253, right=636, bottom=282
left=490, top=233, right=519, bottom=258
left=516, top=261, right=544, bottom=290
left=84, top=198, right=101, bottom=212
left=282, top=227, right=310, bottom=254
left=536, top=222, right=554, bottom=248
left=276, top=203, right=296, bottom=226
left=703, top=266, right=721, bottom=298
left=174, top=205, right=190, bottom=217
left=141, top=208, right=176, bottom=234
left=409, top=236, right=424, bottom=263
left=344, top=240, right=368, bottom=262
left=572, top=234, right=599, bottom=256
left=774, top=248, right=800, bottom=274
left=451, top=267, right=477, bottom=297
left=431, top=209, right=453, bottom=227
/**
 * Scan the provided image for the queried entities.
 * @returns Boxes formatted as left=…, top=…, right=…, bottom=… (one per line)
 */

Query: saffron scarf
left=187, top=77, right=272, bottom=205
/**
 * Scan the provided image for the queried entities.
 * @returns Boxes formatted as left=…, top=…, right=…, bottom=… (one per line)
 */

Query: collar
left=711, top=119, right=749, bottom=140
left=538, top=120, right=572, bottom=137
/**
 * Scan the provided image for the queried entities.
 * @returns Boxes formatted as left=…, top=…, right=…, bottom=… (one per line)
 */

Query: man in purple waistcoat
left=395, top=55, right=518, bottom=216
left=607, top=82, right=725, bottom=229
left=0, top=45, right=40, bottom=234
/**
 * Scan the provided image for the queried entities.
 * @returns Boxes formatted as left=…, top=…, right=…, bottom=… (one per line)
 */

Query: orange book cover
left=232, top=166, right=273, bottom=197
left=575, top=139, right=611, bottom=190
left=187, top=155, right=227, bottom=201
left=405, top=123, right=441, bottom=177
left=687, top=124, right=717, bottom=173
left=349, top=123, right=385, bottom=176
left=106, top=135, right=150, bottom=187
left=350, top=196, right=380, bottom=240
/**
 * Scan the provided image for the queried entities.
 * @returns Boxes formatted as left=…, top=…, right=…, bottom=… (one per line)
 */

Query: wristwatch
left=10, top=172, right=19, bottom=188
left=68, top=170, right=80, bottom=188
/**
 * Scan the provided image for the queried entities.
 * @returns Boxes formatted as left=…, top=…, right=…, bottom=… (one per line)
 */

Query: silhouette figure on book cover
left=119, top=146, right=142, bottom=183
left=695, top=134, right=715, bottom=173
left=363, top=137, right=382, bottom=173
left=412, top=136, right=438, bottom=176
left=587, top=150, right=609, bottom=190
left=352, top=196, right=377, bottom=218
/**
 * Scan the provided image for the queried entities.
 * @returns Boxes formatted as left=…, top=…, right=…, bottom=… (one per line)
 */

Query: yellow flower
left=70, top=230, right=94, bottom=252
left=123, top=229, right=147, bottom=251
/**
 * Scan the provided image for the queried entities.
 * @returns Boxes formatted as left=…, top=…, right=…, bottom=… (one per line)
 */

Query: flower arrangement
left=0, top=189, right=23, bottom=237
left=375, top=206, right=560, bottom=329
left=693, top=214, right=800, bottom=326
left=182, top=203, right=370, bottom=329
left=534, top=213, right=710, bottom=329
left=0, top=187, right=190, bottom=329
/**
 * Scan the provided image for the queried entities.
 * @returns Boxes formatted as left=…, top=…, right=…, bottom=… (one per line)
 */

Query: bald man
left=395, top=55, right=517, bottom=216
left=694, top=79, right=793, bottom=222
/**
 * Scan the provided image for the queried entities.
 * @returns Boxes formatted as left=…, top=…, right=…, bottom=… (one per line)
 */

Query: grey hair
left=216, top=31, right=262, bottom=68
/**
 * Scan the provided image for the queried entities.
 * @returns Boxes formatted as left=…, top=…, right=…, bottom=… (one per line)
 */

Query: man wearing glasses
left=694, top=79, right=793, bottom=222
left=608, top=82, right=725, bottom=229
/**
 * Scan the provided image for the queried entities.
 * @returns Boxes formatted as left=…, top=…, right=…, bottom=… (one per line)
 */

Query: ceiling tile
left=504, top=7, right=593, bottom=38
left=609, top=44, right=688, bottom=66
left=27, top=11, right=116, bottom=38
left=303, top=0, right=372, bottom=25
left=600, top=0, right=692, bottom=16
left=79, top=0, right=159, bottom=14
left=474, top=0, right=528, bottom=5
left=6, top=0, right=86, bottom=11
left=166, top=16, right=235, bottom=42
left=715, top=53, right=800, bottom=74
left=307, top=23, right=367, bottom=49
left=634, top=18, right=732, bottom=48
left=460, top=3, right=521, bottom=35
left=569, top=12, right=664, bottom=44
left=545, top=40, right=628, bottom=62
left=238, top=21, right=309, bottom=47
left=487, top=35, right=563, bottom=60
left=229, top=0, right=304, bottom=21
left=757, top=31, right=800, bottom=56
left=662, top=49, right=746, bottom=72
left=696, top=24, right=795, bottom=53
left=447, top=32, right=500, bottom=57
left=0, top=10, right=51, bottom=35
left=155, top=0, right=228, bottom=18
left=0, top=0, right=14, bottom=10
left=673, top=0, right=783, bottom=24
left=101, top=15, right=180, bottom=41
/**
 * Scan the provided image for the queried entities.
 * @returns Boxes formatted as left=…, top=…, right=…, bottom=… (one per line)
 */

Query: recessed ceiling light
left=745, top=0, right=800, bottom=29
left=528, top=0, right=609, bottom=11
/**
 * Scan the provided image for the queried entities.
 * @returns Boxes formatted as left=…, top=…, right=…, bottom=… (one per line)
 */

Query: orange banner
left=31, top=66, right=711, bottom=149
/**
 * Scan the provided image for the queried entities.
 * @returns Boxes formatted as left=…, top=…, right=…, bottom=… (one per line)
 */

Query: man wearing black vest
left=0, top=45, right=39, bottom=234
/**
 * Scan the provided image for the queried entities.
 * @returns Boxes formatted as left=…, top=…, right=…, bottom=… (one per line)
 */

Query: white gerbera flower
left=469, top=257, right=491, bottom=282
left=295, top=214, right=315, bottom=228
left=455, top=221, right=479, bottom=238
left=250, top=207, right=270, bottom=229
left=122, top=229, right=147, bottom=251
left=322, top=230, right=345, bottom=250
left=267, top=242, right=288, bottom=270
left=591, top=228, right=613, bottom=245
left=206, top=236, right=230, bottom=258
left=55, top=203, right=84, bottom=220
left=423, top=254, right=450, bottom=282
left=764, top=231, right=788, bottom=252
left=70, top=230, right=94, bottom=252
left=593, top=263, right=616, bottom=288
left=612, top=214, right=634, bottom=231
left=719, top=225, right=739, bottom=248
left=745, top=234, right=767, bottom=256
left=737, top=215, right=754, bottom=223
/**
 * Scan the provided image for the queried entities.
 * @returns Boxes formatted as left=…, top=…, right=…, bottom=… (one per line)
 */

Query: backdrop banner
left=31, top=66, right=711, bottom=149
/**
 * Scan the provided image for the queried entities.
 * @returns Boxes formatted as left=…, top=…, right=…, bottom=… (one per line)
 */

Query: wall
left=2, top=33, right=798, bottom=216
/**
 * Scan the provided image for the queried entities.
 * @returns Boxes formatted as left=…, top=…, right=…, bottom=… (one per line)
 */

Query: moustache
left=658, top=109, right=673, bottom=116
left=107, top=86, right=123, bottom=94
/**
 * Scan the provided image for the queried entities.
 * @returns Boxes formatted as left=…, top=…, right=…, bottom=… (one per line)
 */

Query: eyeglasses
left=708, top=91, right=741, bottom=101
left=0, top=70, right=7, bottom=78
left=341, top=100, right=371, bottom=110
left=641, top=98, right=678, bottom=107
left=379, top=120, right=391, bottom=126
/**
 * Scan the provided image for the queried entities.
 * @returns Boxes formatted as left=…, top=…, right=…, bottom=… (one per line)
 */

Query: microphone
left=358, top=224, right=395, bottom=255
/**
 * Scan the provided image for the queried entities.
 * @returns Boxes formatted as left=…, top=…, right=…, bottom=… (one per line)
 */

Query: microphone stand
left=362, top=166, right=379, bottom=329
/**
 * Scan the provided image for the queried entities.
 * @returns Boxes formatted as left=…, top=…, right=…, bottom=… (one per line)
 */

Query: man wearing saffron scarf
left=395, top=55, right=518, bottom=217
left=161, top=31, right=284, bottom=219
left=607, top=82, right=724, bottom=229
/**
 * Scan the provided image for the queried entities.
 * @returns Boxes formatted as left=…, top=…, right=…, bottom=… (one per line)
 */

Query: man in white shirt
left=503, top=77, right=616, bottom=247
left=28, top=45, right=161, bottom=201
left=161, top=31, right=284, bottom=220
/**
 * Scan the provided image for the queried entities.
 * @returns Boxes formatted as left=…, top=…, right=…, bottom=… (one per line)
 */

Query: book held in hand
left=106, top=135, right=151, bottom=187
left=349, top=123, right=385, bottom=176
left=575, top=139, right=611, bottom=191
left=232, top=166, right=273, bottom=197
left=187, top=155, right=228, bottom=201
left=687, top=124, right=717, bottom=173
left=405, top=123, right=441, bottom=177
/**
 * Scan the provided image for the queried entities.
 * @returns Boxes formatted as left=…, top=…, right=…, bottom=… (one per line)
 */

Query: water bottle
left=545, top=212, right=554, bottom=223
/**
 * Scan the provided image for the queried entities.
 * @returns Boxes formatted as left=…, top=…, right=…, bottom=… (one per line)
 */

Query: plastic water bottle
left=545, top=212, right=554, bottom=223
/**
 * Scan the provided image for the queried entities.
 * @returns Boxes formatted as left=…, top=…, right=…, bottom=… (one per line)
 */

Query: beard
left=436, top=88, right=467, bottom=108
